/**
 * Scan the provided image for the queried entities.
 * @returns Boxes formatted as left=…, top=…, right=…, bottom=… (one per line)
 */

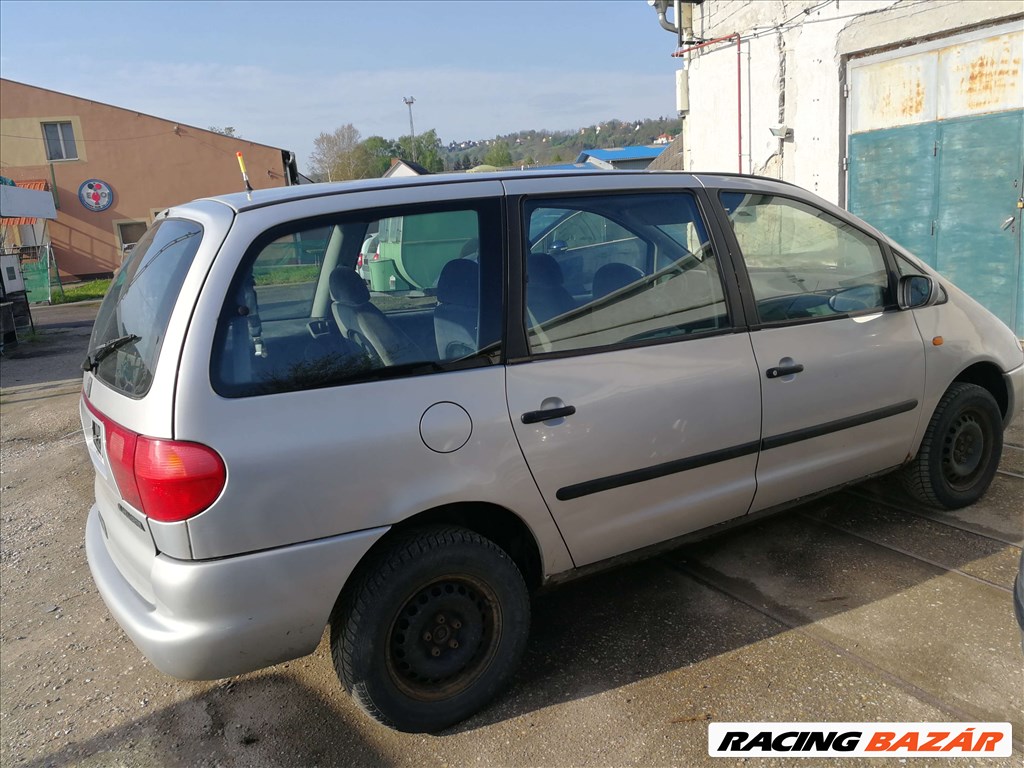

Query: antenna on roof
left=236, top=152, right=254, bottom=197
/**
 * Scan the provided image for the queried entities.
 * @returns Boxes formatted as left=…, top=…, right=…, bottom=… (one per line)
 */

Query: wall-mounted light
left=769, top=125, right=793, bottom=140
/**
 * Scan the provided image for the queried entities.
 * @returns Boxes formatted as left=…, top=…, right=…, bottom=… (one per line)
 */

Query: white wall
left=679, top=0, right=1022, bottom=205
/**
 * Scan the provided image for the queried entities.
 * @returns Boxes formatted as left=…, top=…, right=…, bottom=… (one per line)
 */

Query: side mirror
left=828, top=285, right=884, bottom=313
left=897, top=274, right=939, bottom=310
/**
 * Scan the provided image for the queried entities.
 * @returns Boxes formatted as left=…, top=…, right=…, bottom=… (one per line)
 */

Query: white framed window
left=42, top=122, right=78, bottom=161
left=116, top=221, right=149, bottom=250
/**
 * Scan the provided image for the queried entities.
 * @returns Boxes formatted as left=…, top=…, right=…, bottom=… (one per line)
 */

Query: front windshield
left=88, top=218, right=203, bottom=397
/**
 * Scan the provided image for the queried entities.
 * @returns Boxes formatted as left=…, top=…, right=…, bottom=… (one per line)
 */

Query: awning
left=0, top=180, right=57, bottom=226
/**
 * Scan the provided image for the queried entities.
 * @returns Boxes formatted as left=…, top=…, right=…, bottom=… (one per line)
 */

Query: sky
left=0, top=1, right=684, bottom=172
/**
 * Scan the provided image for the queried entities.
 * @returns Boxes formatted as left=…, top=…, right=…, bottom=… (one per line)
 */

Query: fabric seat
left=592, top=262, right=644, bottom=300
left=329, top=268, right=421, bottom=366
left=434, top=259, right=479, bottom=359
left=526, top=252, right=576, bottom=325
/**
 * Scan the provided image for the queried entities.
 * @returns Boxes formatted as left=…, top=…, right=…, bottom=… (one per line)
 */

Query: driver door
left=718, top=189, right=927, bottom=512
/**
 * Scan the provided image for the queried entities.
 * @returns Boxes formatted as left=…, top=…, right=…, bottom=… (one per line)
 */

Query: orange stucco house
left=0, top=78, right=300, bottom=279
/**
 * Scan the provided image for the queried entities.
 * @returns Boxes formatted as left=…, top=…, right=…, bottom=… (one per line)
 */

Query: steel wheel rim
left=941, top=408, right=990, bottom=491
left=386, top=575, right=501, bottom=702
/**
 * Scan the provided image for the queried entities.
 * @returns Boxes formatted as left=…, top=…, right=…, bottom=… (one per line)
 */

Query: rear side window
left=211, top=201, right=502, bottom=397
left=89, top=219, right=203, bottom=397
left=524, top=192, right=729, bottom=355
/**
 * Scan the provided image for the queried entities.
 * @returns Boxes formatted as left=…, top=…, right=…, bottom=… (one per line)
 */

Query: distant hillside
left=444, top=117, right=682, bottom=169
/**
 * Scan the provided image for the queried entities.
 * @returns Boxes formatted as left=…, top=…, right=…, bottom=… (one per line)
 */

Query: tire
left=902, top=382, right=1003, bottom=509
left=331, top=525, right=530, bottom=733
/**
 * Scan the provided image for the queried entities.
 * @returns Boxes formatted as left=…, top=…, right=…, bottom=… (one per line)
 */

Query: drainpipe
left=48, top=163, right=60, bottom=210
left=674, top=34, right=743, bottom=173
left=652, top=0, right=685, bottom=49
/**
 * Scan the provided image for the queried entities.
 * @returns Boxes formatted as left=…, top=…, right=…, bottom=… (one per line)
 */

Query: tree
left=209, top=126, right=239, bottom=137
left=485, top=141, right=513, bottom=168
left=395, top=129, right=445, bottom=173
left=309, top=124, right=362, bottom=181
left=351, top=135, right=397, bottom=178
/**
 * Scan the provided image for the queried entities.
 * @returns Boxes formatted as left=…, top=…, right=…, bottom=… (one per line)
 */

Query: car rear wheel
left=901, top=382, right=1003, bottom=509
left=331, top=525, right=530, bottom=733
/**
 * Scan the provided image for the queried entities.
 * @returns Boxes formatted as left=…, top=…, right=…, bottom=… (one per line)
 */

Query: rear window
left=88, top=218, right=203, bottom=397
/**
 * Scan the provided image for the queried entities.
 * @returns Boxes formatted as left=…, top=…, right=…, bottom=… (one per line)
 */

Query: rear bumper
left=86, top=506, right=387, bottom=679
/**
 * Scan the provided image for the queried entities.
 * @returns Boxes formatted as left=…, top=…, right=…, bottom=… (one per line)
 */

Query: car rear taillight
left=372, top=251, right=380, bottom=261
left=84, top=397, right=226, bottom=523
left=134, top=438, right=226, bottom=522
left=104, top=416, right=143, bottom=511
left=356, top=254, right=364, bottom=268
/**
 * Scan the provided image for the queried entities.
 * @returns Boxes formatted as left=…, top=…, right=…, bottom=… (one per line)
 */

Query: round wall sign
left=78, top=179, right=113, bottom=212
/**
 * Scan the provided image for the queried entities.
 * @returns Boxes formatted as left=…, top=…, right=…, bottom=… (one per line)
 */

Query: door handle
left=521, top=405, right=576, bottom=424
left=765, top=364, right=804, bottom=379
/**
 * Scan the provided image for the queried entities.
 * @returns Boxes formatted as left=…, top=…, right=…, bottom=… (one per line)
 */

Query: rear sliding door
left=503, top=181, right=762, bottom=567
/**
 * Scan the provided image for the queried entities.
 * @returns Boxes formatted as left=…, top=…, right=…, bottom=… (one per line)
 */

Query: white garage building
left=653, top=0, right=1023, bottom=334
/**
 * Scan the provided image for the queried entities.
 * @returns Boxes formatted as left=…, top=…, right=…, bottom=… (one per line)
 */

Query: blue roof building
left=574, top=146, right=666, bottom=170
left=524, top=146, right=667, bottom=173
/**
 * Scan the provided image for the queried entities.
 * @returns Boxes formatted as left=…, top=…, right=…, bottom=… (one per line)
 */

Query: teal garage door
left=847, top=25, right=1024, bottom=335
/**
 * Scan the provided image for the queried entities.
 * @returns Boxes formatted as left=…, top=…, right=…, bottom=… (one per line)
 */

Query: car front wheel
left=331, top=525, right=530, bottom=733
left=902, top=382, right=1003, bottom=509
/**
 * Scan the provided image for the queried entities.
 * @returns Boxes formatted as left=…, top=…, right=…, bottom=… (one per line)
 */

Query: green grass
left=254, top=266, right=320, bottom=286
left=50, top=279, right=112, bottom=304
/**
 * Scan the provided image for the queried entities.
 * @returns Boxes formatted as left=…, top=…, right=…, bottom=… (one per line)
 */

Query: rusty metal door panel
left=938, top=32, right=1024, bottom=120
left=850, top=52, right=937, bottom=134
left=935, top=110, right=1024, bottom=335
left=848, top=122, right=938, bottom=265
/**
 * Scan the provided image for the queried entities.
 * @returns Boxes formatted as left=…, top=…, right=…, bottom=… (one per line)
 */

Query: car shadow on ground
left=20, top=675, right=390, bottom=768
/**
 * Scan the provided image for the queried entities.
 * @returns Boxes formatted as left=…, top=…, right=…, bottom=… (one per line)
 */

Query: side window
left=115, top=220, right=149, bottom=260
left=530, top=208, right=645, bottom=295
left=720, top=191, right=891, bottom=323
left=525, top=193, right=729, bottom=355
left=212, top=202, right=500, bottom=397
left=42, top=121, right=78, bottom=161
left=249, top=227, right=332, bottom=321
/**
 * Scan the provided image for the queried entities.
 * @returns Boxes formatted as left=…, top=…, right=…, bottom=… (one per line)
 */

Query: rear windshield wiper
left=82, top=334, right=140, bottom=373
left=120, top=230, right=199, bottom=299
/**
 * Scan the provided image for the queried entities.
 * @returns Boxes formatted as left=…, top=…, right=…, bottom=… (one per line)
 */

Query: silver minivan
left=81, top=171, right=1023, bottom=732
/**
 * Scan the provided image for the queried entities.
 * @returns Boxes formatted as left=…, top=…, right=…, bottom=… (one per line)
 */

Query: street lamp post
left=403, top=97, right=417, bottom=162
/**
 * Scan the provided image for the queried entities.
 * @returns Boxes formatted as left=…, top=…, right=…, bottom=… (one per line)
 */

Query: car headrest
left=592, top=263, right=644, bottom=298
left=528, top=252, right=564, bottom=285
left=437, top=259, right=479, bottom=307
left=329, top=268, right=370, bottom=306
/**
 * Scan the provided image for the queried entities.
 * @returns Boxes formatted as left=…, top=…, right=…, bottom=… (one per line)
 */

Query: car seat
left=526, top=252, right=576, bottom=325
left=434, top=259, right=479, bottom=359
left=592, top=262, right=644, bottom=300
left=329, top=268, right=422, bottom=366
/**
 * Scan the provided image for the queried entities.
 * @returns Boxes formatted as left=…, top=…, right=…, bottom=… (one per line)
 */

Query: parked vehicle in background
left=356, top=232, right=378, bottom=284
left=80, top=170, right=1023, bottom=733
